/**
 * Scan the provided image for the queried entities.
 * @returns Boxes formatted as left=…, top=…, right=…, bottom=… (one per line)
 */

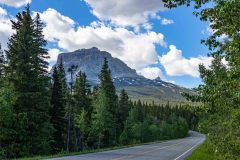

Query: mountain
left=54, top=47, right=193, bottom=104
left=56, top=47, right=140, bottom=84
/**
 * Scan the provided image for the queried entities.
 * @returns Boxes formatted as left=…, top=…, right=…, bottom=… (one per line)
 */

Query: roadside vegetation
left=0, top=5, right=197, bottom=159
left=187, top=140, right=216, bottom=160
left=163, top=0, right=240, bottom=159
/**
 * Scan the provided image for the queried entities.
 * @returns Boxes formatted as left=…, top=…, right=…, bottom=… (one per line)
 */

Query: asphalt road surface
left=48, top=131, right=205, bottom=160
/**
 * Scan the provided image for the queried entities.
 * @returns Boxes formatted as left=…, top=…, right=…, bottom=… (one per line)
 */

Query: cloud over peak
left=138, top=67, right=164, bottom=80
left=83, top=0, right=166, bottom=27
left=39, top=8, right=166, bottom=72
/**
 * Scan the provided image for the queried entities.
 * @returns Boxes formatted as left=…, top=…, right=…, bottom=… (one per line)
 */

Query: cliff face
left=56, top=47, right=140, bottom=84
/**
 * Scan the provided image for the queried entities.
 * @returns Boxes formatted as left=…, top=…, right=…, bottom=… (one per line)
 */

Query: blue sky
left=0, top=0, right=213, bottom=88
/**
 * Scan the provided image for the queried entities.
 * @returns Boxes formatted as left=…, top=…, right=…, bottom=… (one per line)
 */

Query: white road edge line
left=173, top=139, right=204, bottom=160
left=112, top=140, right=187, bottom=160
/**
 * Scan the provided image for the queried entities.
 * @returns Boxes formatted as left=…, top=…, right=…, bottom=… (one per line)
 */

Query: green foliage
left=91, top=89, right=114, bottom=148
left=118, top=130, right=128, bottom=145
left=187, top=139, right=216, bottom=160
left=90, top=58, right=118, bottom=147
left=76, top=109, right=88, bottom=134
left=99, top=58, right=118, bottom=116
left=0, top=85, right=17, bottom=158
left=50, top=64, right=67, bottom=152
left=117, top=89, right=130, bottom=135
left=75, top=109, right=88, bottom=150
left=3, top=5, right=53, bottom=158
left=163, top=0, right=240, bottom=159
left=73, top=71, right=92, bottom=151
left=122, top=102, right=190, bottom=145
left=74, top=71, right=91, bottom=117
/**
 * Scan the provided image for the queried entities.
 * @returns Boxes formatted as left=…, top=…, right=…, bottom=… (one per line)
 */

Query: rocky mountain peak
left=55, top=47, right=140, bottom=84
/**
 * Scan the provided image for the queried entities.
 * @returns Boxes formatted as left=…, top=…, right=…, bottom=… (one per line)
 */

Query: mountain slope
left=55, top=47, right=193, bottom=104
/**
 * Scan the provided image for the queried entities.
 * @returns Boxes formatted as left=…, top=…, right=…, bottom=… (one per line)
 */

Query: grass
left=187, top=139, right=216, bottom=160
left=116, top=85, right=195, bottom=105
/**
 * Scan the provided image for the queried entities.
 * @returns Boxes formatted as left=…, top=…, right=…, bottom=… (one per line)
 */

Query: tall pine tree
left=91, top=58, right=118, bottom=147
left=117, top=89, right=130, bottom=136
left=99, top=58, right=118, bottom=145
left=74, top=71, right=91, bottom=115
left=50, top=65, right=67, bottom=152
left=73, top=71, right=91, bottom=150
left=91, top=89, right=114, bottom=148
left=6, top=5, right=53, bottom=157
left=57, top=58, right=68, bottom=100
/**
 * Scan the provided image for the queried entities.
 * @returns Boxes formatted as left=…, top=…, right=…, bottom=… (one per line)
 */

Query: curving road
left=48, top=131, right=205, bottom=160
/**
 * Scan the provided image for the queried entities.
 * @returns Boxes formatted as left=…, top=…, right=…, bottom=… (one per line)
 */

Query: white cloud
left=142, top=23, right=153, bottom=31
left=138, top=67, right=164, bottom=80
left=35, top=8, right=75, bottom=42
left=48, top=48, right=61, bottom=62
left=0, top=7, right=14, bottom=49
left=0, top=0, right=31, bottom=8
left=39, top=8, right=166, bottom=71
left=159, top=45, right=213, bottom=77
left=0, top=7, right=7, bottom=15
left=161, top=18, right=174, bottom=25
left=83, top=0, right=166, bottom=27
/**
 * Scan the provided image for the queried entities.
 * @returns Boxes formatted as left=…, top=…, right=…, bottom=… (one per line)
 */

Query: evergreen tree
left=136, top=100, right=144, bottom=122
left=57, top=58, right=68, bottom=100
left=98, top=58, right=118, bottom=115
left=50, top=66, right=67, bottom=152
left=75, top=109, right=88, bottom=150
left=98, top=58, right=118, bottom=145
left=91, top=89, right=114, bottom=148
left=91, top=58, right=118, bottom=147
left=74, top=71, right=91, bottom=117
left=117, top=89, right=130, bottom=135
left=73, top=71, right=91, bottom=150
left=66, top=65, right=78, bottom=152
left=5, top=5, right=53, bottom=157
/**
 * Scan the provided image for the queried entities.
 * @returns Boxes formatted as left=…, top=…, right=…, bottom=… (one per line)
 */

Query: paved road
left=48, top=131, right=205, bottom=160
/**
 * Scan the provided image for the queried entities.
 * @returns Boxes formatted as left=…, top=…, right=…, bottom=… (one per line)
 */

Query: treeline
left=0, top=6, right=195, bottom=159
